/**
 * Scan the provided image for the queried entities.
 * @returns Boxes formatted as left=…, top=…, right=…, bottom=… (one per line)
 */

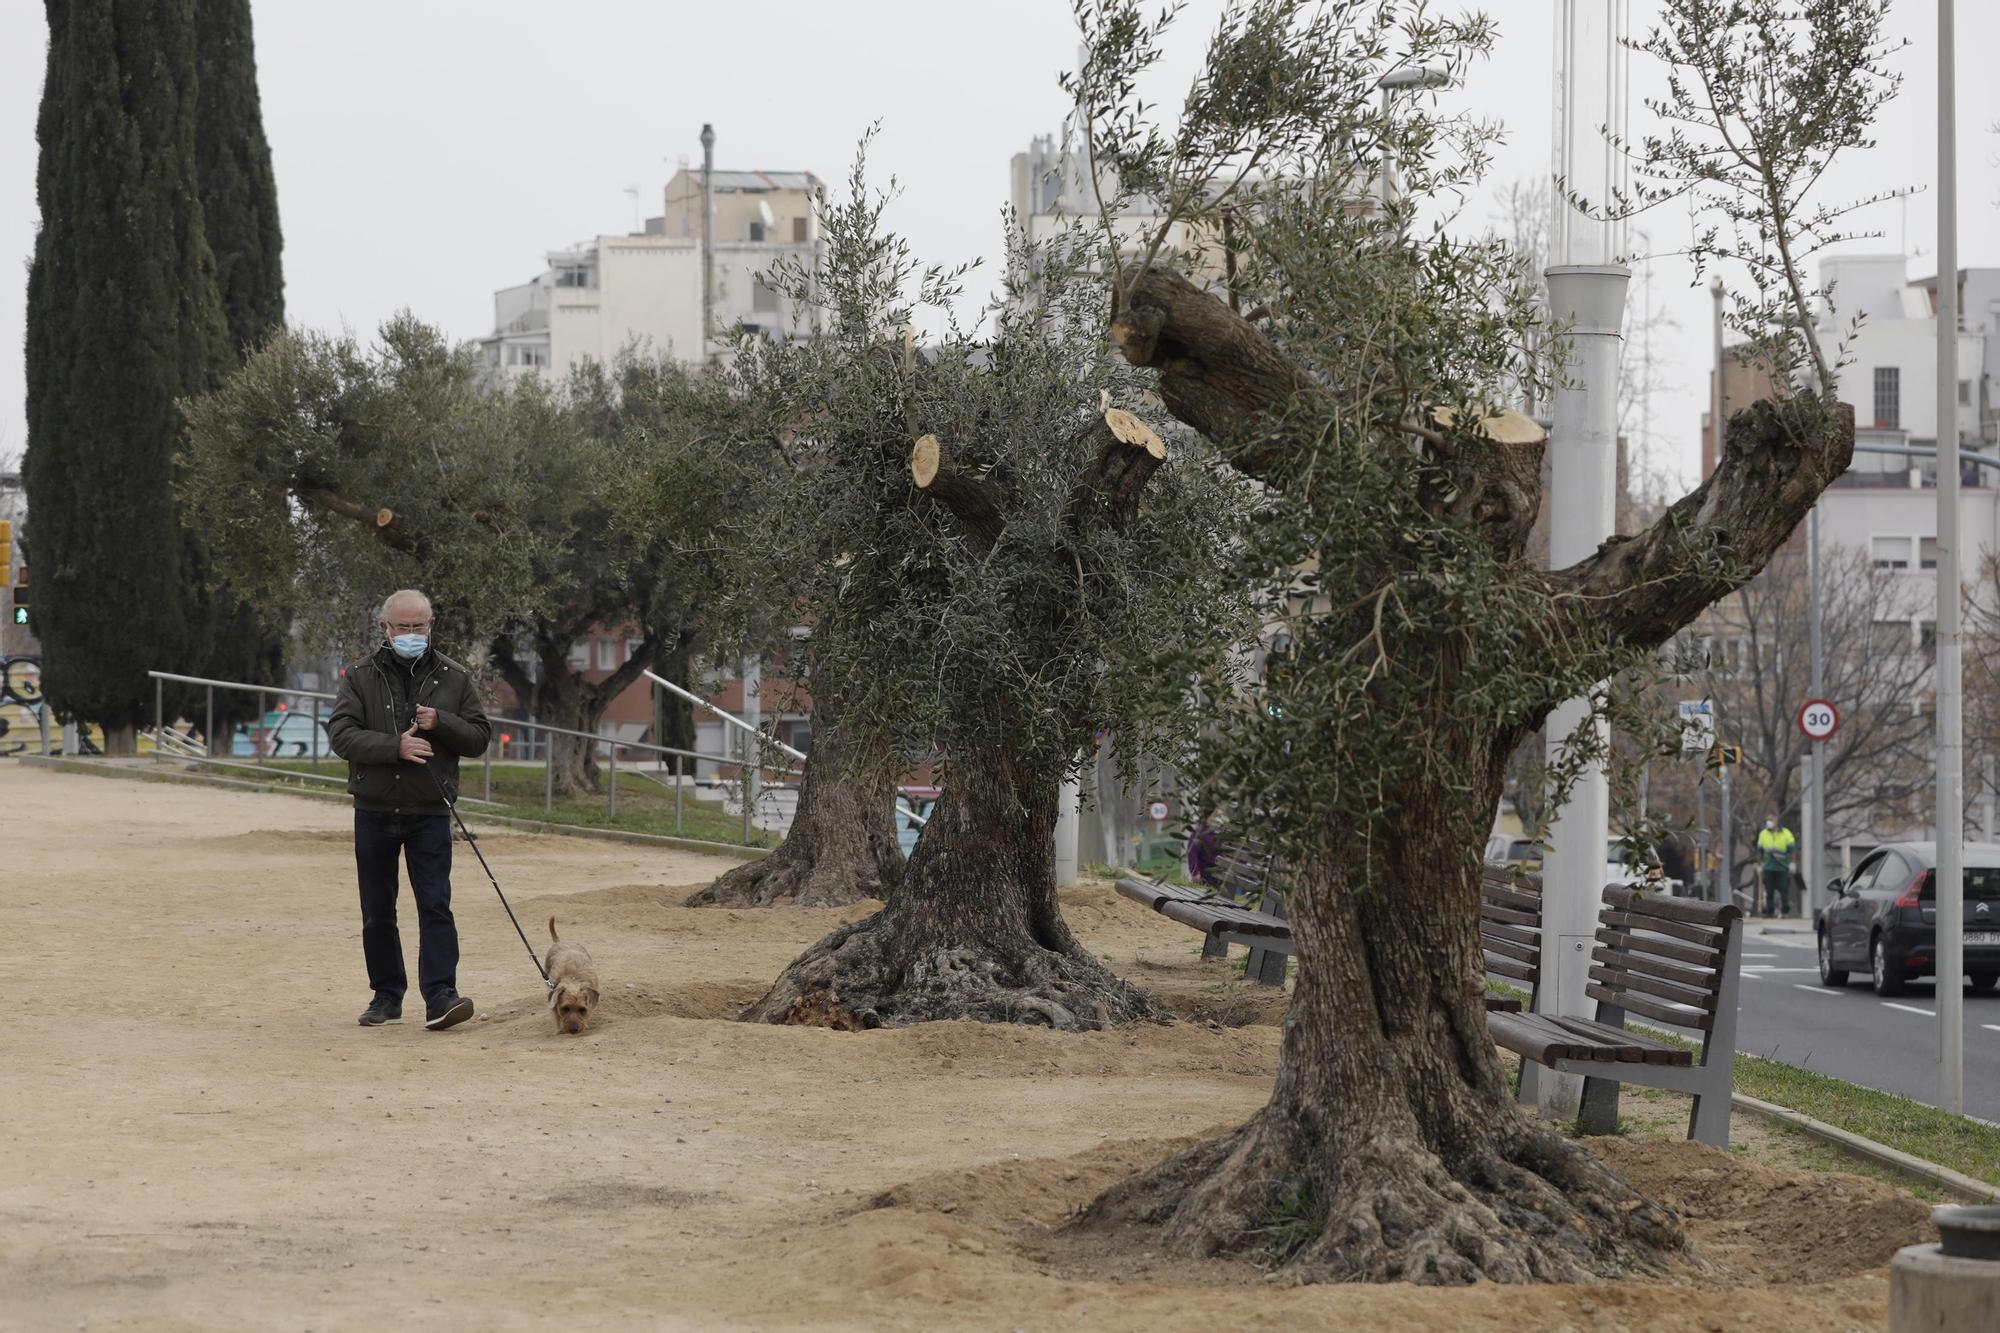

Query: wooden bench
left=1116, top=836, right=1293, bottom=985
left=1486, top=882, right=1745, bottom=1147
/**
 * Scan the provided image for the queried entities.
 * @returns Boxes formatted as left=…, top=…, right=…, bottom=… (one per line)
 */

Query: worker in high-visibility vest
left=1756, top=815, right=1798, bottom=917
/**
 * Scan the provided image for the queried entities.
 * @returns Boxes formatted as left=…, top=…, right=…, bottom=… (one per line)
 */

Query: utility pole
left=1540, top=0, right=1631, bottom=1120
left=1934, top=0, right=1964, bottom=1116
left=700, top=122, right=716, bottom=358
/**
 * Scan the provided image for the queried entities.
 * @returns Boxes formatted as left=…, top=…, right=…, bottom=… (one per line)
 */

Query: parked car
left=1484, top=834, right=1540, bottom=870
left=1815, top=840, right=2000, bottom=995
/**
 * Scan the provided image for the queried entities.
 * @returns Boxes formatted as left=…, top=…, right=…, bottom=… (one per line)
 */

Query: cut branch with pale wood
left=297, top=486, right=419, bottom=552
left=1065, top=407, right=1169, bottom=534
left=910, top=433, right=1008, bottom=555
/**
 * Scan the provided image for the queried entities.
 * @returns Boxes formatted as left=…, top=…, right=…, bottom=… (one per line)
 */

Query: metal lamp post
left=1539, top=0, right=1631, bottom=1119
left=1934, top=0, right=1964, bottom=1116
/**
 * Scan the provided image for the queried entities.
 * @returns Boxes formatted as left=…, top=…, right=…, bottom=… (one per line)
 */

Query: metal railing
left=145, top=668, right=807, bottom=844
left=643, top=667, right=931, bottom=829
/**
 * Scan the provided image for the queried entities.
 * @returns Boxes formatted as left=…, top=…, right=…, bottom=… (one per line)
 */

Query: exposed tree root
left=683, top=836, right=896, bottom=909
left=742, top=907, right=1158, bottom=1030
left=1076, top=1103, right=1688, bottom=1285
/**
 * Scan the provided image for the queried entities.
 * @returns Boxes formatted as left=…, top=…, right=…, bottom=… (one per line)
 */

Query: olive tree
left=181, top=319, right=749, bottom=795
left=731, top=150, right=1252, bottom=1026
left=1068, top=0, right=1886, bottom=1285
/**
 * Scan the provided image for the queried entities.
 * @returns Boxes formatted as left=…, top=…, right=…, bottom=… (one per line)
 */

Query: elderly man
left=327, top=590, right=492, bottom=1030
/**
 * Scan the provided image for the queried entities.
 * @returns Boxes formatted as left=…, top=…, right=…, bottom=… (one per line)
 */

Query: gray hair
left=377, top=589, right=434, bottom=624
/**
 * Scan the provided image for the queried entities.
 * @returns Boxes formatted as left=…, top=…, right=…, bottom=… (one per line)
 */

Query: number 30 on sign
left=1797, top=698, right=1840, bottom=742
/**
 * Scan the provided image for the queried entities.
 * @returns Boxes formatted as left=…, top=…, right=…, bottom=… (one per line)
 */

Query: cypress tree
left=25, top=0, right=232, bottom=750
left=188, top=0, right=287, bottom=745
left=193, top=0, right=283, bottom=356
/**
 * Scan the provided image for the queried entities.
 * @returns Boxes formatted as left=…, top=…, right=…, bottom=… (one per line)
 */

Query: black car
left=1816, top=841, right=2000, bottom=996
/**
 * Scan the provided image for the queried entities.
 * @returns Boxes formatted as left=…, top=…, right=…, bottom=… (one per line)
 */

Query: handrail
left=643, top=667, right=930, bottom=827
left=147, top=669, right=335, bottom=701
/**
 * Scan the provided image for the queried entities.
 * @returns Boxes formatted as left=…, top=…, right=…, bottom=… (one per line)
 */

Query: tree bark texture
left=744, top=744, right=1155, bottom=1029
left=686, top=701, right=906, bottom=909
left=1085, top=265, right=1855, bottom=1281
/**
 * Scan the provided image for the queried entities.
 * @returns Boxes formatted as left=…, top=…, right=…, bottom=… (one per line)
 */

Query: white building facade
left=477, top=167, right=821, bottom=381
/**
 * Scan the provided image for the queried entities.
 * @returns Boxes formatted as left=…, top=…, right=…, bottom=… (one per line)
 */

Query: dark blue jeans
left=354, top=811, right=457, bottom=1002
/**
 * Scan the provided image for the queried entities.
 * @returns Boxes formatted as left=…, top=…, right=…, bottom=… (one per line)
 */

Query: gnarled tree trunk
left=744, top=744, right=1154, bottom=1028
left=686, top=699, right=905, bottom=908
left=1081, top=265, right=1855, bottom=1282
left=1078, top=733, right=1683, bottom=1281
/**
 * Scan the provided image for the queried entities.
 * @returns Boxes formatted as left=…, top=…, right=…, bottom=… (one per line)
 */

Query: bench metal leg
left=1687, top=1082, right=1729, bottom=1147
left=1577, top=1073, right=1619, bottom=1136
left=1516, top=1056, right=1541, bottom=1107
left=1243, top=945, right=1287, bottom=987
left=1200, top=933, right=1228, bottom=961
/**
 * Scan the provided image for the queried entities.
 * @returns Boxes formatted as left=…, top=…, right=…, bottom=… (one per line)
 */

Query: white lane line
left=1744, top=966, right=1819, bottom=974
left=1744, top=952, right=1779, bottom=959
left=1792, top=984, right=1838, bottom=996
left=1883, top=1002, right=1938, bottom=1018
left=1983, top=1024, right=2000, bottom=1035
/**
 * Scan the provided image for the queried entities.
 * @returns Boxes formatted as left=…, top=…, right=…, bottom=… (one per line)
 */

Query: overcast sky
left=3, top=1, right=1996, bottom=496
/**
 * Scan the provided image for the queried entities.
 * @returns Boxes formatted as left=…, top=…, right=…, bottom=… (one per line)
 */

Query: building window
left=625, top=638, right=646, bottom=664
left=567, top=641, right=590, bottom=672
left=595, top=637, right=619, bottom=670
left=747, top=221, right=766, bottom=242
left=792, top=217, right=808, bottom=243
left=1871, top=535, right=1912, bottom=569
left=1960, top=379, right=1973, bottom=406
left=779, top=719, right=812, bottom=755
left=752, top=279, right=779, bottom=313
left=1873, top=366, right=1900, bottom=429
left=1920, top=620, right=1937, bottom=652
left=1920, top=536, right=1938, bottom=570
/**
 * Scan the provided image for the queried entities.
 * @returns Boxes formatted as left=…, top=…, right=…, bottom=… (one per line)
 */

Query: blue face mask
left=391, top=634, right=429, bottom=660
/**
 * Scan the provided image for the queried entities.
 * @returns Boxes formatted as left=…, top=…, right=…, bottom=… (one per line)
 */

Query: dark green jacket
left=326, top=645, right=491, bottom=814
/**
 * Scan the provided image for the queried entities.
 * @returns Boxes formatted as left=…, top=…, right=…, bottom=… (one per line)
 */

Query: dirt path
left=0, top=765, right=1929, bottom=1330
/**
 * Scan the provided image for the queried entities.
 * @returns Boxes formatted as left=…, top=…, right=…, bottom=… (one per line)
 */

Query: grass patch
left=1485, top=979, right=2000, bottom=1188
left=232, top=759, right=777, bottom=849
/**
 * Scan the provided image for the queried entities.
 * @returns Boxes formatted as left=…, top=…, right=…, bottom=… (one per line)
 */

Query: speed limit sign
left=1797, top=698, right=1840, bottom=742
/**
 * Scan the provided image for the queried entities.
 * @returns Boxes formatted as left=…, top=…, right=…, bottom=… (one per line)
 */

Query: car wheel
left=1871, top=935, right=1908, bottom=997
left=1817, top=930, right=1849, bottom=987
left=1970, top=973, right=1997, bottom=992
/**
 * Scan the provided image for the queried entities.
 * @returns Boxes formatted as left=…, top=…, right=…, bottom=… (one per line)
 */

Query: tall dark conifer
left=25, top=0, right=231, bottom=749
left=188, top=0, right=287, bottom=745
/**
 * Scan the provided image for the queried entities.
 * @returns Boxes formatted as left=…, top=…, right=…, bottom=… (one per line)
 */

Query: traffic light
left=1706, top=743, right=1743, bottom=770
left=10, top=565, right=28, bottom=625
left=0, top=519, right=11, bottom=578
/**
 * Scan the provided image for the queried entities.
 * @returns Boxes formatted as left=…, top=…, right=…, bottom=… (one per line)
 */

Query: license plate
left=1969, top=932, right=2000, bottom=946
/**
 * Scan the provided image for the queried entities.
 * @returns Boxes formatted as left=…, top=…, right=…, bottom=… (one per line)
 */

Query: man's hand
left=414, top=704, right=439, bottom=731
left=399, top=723, right=434, bottom=765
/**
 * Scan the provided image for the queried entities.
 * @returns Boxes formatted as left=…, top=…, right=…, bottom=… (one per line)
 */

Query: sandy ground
left=0, top=763, right=1937, bottom=1332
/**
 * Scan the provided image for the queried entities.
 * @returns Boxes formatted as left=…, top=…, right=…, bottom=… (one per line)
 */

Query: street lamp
left=1373, top=66, right=1451, bottom=204
left=1934, top=0, right=1964, bottom=1116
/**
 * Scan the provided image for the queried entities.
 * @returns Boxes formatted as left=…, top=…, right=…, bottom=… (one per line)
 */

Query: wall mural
left=0, top=656, right=104, bottom=756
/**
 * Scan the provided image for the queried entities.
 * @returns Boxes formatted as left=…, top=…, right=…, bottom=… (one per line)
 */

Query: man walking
left=1756, top=814, right=1798, bottom=918
left=327, top=590, right=492, bottom=1030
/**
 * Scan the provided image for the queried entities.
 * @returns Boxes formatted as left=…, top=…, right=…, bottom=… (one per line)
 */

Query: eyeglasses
left=386, top=620, right=433, bottom=633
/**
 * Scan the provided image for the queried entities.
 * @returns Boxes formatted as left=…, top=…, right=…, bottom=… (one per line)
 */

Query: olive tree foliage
left=727, top=143, right=1256, bottom=1028
left=180, top=318, right=752, bottom=794
left=1060, top=0, right=1877, bottom=1286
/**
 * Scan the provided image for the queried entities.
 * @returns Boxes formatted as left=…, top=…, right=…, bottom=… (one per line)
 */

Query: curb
left=1731, top=1091, right=2000, bottom=1205
left=15, top=754, right=770, bottom=863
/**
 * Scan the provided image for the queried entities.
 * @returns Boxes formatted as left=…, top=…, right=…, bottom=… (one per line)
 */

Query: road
left=1735, top=923, right=2000, bottom=1116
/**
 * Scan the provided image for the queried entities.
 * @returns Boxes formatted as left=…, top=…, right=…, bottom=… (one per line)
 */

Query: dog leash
left=425, top=760, right=553, bottom=991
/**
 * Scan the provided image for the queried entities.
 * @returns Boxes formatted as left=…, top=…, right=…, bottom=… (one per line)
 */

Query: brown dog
left=544, top=917, right=600, bottom=1035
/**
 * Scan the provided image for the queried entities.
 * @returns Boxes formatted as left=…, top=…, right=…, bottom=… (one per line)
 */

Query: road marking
left=1883, top=1002, right=1938, bottom=1018
left=1792, top=984, right=1837, bottom=996
left=1744, top=966, right=1818, bottom=974
left=1744, top=952, right=1779, bottom=959
left=1983, top=1024, right=2000, bottom=1035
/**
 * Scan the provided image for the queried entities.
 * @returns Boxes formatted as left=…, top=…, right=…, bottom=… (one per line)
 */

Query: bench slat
left=1592, top=944, right=1721, bottom=995
left=1601, top=884, right=1743, bottom=928
left=1481, top=935, right=1539, bottom=965
left=1543, top=1015, right=1693, bottom=1066
left=1586, top=984, right=1713, bottom=1032
left=1480, top=903, right=1542, bottom=928
left=1599, top=910, right=1726, bottom=950
left=1596, top=926, right=1722, bottom=969
left=1588, top=962, right=1718, bottom=1013
left=1481, top=884, right=1544, bottom=913
left=1483, top=955, right=1538, bottom=984
left=1479, top=921, right=1540, bottom=951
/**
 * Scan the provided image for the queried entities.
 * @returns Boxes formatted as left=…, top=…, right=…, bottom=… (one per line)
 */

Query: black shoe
left=425, top=991, right=475, bottom=1031
left=359, top=993, right=403, bottom=1026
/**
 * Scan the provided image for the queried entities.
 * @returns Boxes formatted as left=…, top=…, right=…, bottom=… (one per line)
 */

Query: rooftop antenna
left=623, top=183, right=641, bottom=234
